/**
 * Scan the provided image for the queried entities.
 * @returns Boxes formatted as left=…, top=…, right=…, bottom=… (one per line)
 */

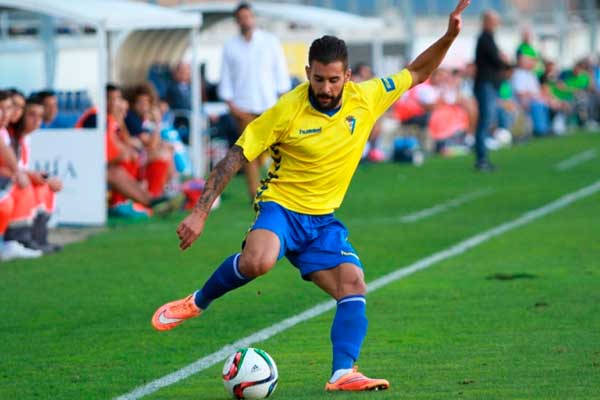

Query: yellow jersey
left=236, top=68, right=413, bottom=214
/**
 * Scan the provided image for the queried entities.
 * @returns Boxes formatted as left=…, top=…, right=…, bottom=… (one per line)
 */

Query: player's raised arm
left=407, top=0, right=470, bottom=87
left=176, top=145, right=248, bottom=250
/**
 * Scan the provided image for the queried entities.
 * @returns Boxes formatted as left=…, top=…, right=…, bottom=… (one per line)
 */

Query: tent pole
left=190, top=26, right=204, bottom=178
left=41, top=15, right=56, bottom=88
left=96, top=26, right=108, bottom=224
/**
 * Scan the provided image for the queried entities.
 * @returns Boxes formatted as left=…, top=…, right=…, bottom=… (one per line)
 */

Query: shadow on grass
left=485, top=273, right=538, bottom=281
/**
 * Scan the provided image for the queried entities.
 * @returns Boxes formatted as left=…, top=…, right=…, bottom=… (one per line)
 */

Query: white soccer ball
left=222, top=347, right=279, bottom=399
left=494, top=128, right=513, bottom=147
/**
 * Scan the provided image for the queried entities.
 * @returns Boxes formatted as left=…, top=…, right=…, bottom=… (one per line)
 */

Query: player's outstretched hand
left=447, top=0, right=470, bottom=39
left=176, top=210, right=207, bottom=250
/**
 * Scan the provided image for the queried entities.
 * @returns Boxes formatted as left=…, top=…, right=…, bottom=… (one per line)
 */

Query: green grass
left=0, top=132, right=599, bottom=399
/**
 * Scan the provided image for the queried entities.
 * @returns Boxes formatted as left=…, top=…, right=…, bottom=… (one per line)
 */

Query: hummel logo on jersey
left=346, top=116, right=356, bottom=134
left=299, top=127, right=322, bottom=135
left=251, top=364, right=261, bottom=373
left=381, top=77, right=396, bottom=92
left=158, top=312, right=182, bottom=324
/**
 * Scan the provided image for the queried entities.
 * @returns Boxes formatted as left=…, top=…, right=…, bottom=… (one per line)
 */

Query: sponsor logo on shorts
left=341, top=250, right=360, bottom=260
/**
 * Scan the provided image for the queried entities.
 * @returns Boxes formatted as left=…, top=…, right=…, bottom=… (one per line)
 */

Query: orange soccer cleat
left=151, top=294, right=202, bottom=331
left=325, top=367, right=390, bottom=392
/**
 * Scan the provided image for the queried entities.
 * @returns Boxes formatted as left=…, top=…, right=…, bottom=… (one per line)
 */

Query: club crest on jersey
left=381, top=77, right=396, bottom=92
left=345, top=116, right=356, bottom=134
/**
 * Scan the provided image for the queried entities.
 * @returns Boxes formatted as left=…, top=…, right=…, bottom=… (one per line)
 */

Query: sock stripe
left=337, top=295, right=366, bottom=305
left=232, top=253, right=245, bottom=280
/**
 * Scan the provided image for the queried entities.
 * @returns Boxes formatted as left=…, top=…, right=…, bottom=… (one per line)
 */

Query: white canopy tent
left=179, top=1, right=384, bottom=32
left=177, top=1, right=390, bottom=79
left=0, top=0, right=203, bottom=224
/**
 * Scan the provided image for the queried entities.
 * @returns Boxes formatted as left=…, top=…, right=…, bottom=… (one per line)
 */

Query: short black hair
left=309, top=35, right=348, bottom=68
left=26, top=94, right=45, bottom=106
left=106, top=83, right=120, bottom=93
left=7, top=88, right=24, bottom=98
left=35, top=90, right=56, bottom=100
left=352, top=62, right=370, bottom=73
left=0, top=90, right=11, bottom=102
left=234, top=2, right=252, bottom=16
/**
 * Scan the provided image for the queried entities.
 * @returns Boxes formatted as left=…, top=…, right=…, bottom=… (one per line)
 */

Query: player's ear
left=305, top=65, right=311, bottom=81
left=344, top=67, right=352, bottom=82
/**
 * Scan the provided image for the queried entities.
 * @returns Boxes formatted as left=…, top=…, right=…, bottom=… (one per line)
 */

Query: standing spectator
left=218, top=2, right=291, bottom=201
left=473, top=10, right=509, bottom=171
left=516, top=29, right=536, bottom=62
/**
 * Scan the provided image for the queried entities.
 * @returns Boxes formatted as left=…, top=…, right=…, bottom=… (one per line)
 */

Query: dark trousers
left=474, top=82, right=498, bottom=163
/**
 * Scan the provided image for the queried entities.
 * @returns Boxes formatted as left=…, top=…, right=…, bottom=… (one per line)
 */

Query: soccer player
left=153, top=0, right=470, bottom=391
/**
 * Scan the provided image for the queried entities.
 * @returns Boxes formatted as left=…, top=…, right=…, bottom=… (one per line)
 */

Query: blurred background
left=0, top=0, right=598, bottom=244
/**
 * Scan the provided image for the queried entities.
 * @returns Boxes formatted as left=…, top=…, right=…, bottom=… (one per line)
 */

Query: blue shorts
left=246, top=201, right=362, bottom=280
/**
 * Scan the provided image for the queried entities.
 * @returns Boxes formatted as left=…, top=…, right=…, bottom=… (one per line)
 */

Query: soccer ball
left=222, top=347, right=278, bottom=399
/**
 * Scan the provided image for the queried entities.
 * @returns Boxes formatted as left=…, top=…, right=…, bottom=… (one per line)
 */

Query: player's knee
left=239, top=253, right=276, bottom=278
left=338, top=269, right=367, bottom=298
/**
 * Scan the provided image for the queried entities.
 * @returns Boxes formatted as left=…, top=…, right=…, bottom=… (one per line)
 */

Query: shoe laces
left=171, top=295, right=197, bottom=313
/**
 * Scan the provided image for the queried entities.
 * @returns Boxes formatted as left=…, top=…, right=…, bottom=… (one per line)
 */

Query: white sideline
left=347, top=188, right=494, bottom=225
left=115, top=179, right=600, bottom=400
left=555, top=149, right=597, bottom=171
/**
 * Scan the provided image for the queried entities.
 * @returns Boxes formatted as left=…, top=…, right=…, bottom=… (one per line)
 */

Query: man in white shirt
left=511, top=54, right=551, bottom=136
left=218, top=2, right=290, bottom=201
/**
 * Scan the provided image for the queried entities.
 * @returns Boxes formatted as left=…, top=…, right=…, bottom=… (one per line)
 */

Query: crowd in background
left=1, top=6, right=600, bottom=261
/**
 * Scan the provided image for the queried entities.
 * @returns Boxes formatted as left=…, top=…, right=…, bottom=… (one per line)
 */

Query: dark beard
left=308, top=86, right=343, bottom=112
left=240, top=26, right=253, bottom=37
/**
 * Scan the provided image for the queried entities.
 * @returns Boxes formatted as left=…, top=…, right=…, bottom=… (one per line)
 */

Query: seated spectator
left=496, top=66, right=520, bottom=135
left=165, top=63, right=192, bottom=143
left=539, top=61, right=572, bottom=133
left=351, top=62, right=386, bottom=162
left=36, top=90, right=71, bottom=129
left=562, top=60, right=600, bottom=126
left=352, top=62, right=374, bottom=83
left=7, top=95, right=62, bottom=253
left=7, top=89, right=25, bottom=124
left=0, top=90, right=42, bottom=260
left=76, top=84, right=179, bottom=219
left=394, top=80, right=437, bottom=129
left=123, top=83, right=174, bottom=200
left=515, top=28, right=544, bottom=77
left=426, top=69, right=471, bottom=155
left=165, top=63, right=192, bottom=111
left=511, top=54, right=553, bottom=136
left=451, top=67, right=479, bottom=136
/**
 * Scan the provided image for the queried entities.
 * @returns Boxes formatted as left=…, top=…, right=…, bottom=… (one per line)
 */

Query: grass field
left=1, top=132, right=599, bottom=400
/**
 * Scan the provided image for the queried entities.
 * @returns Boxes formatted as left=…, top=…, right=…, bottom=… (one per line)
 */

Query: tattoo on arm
left=194, top=145, right=248, bottom=214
